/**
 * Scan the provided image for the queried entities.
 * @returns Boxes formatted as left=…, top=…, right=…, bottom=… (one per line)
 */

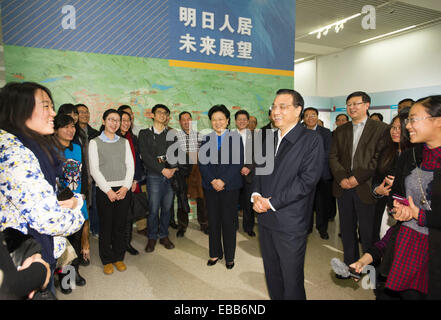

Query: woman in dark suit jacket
left=198, top=105, right=244, bottom=269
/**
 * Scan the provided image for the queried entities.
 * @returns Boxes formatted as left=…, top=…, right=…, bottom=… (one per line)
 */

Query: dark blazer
left=198, top=130, right=244, bottom=191
left=386, top=144, right=441, bottom=299
left=315, top=125, right=332, bottom=180
left=252, top=124, right=324, bottom=233
left=241, top=129, right=257, bottom=184
left=329, top=118, right=389, bottom=204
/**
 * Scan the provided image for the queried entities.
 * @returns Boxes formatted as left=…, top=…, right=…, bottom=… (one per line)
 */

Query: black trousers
left=96, top=187, right=131, bottom=265
left=258, top=224, right=307, bottom=300
left=67, top=224, right=84, bottom=266
left=337, top=189, right=376, bottom=265
left=239, top=181, right=255, bottom=233
left=177, top=197, right=208, bottom=232
left=204, top=188, right=240, bottom=262
left=308, top=179, right=333, bottom=233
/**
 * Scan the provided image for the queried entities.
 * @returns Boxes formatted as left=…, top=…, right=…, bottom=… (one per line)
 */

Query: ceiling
left=295, top=0, right=441, bottom=61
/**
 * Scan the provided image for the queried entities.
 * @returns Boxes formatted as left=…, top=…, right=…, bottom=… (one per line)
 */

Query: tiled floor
left=58, top=216, right=375, bottom=300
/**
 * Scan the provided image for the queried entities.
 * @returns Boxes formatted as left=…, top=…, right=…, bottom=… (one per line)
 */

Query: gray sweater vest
left=93, top=137, right=127, bottom=182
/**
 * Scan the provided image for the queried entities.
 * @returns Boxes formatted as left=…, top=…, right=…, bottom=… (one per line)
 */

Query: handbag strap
left=412, top=147, right=432, bottom=210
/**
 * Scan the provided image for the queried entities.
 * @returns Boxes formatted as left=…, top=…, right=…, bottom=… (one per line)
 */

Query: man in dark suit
left=235, top=110, right=257, bottom=236
left=252, top=89, right=324, bottom=300
left=329, top=91, right=389, bottom=272
left=303, top=107, right=333, bottom=239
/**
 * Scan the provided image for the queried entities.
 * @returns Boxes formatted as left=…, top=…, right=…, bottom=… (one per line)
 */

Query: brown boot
left=159, top=237, right=175, bottom=249
left=145, top=239, right=157, bottom=253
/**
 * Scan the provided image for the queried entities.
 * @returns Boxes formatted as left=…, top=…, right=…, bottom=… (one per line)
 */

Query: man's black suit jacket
left=252, top=124, right=324, bottom=234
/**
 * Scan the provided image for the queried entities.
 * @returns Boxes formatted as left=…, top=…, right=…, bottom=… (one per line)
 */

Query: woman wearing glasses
left=384, top=95, right=441, bottom=300
left=371, top=110, right=412, bottom=242
left=89, top=109, right=134, bottom=275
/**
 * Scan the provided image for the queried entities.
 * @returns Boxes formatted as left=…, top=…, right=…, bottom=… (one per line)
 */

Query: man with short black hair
left=302, top=107, right=333, bottom=240
left=335, top=113, right=349, bottom=129
left=329, top=91, right=389, bottom=274
left=175, top=111, right=208, bottom=237
left=139, top=104, right=177, bottom=252
left=398, top=98, right=415, bottom=112
left=252, top=88, right=323, bottom=299
left=235, top=109, right=257, bottom=236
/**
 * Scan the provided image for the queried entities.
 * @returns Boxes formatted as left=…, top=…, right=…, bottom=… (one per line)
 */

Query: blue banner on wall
left=1, top=0, right=295, bottom=71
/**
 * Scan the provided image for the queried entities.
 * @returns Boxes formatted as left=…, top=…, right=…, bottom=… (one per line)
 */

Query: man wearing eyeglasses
left=139, top=104, right=177, bottom=253
left=252, top=89, right=324, bottom=300
left=329, top=91, right=389, bottom=277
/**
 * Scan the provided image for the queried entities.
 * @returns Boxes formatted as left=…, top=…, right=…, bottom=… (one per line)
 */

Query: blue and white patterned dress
left=0, top=129, right=84, bottom=258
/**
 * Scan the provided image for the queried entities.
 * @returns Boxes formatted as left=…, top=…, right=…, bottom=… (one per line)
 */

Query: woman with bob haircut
left=198, top=104, right=244, bottom=270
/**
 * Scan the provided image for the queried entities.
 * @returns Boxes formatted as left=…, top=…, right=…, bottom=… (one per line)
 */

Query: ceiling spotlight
left=340, top=23, right=344, bottom=30
left=316, top=31, right=321, bottom=39
left=323, top=28, right=329, bottom=36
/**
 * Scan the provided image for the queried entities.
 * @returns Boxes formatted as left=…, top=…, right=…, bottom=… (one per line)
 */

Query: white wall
left=294, top=22, right=441, bottom=98
left=293, top=59, right=316, bottom=96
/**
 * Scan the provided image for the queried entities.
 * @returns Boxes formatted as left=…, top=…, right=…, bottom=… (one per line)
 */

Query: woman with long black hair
left=0, top=82, right=84, bottom=297
left=386, top=95, right=441, bottom=299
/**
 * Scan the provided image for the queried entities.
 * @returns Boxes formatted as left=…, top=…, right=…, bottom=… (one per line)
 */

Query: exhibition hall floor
left=58, top=216, right=375, bottom=300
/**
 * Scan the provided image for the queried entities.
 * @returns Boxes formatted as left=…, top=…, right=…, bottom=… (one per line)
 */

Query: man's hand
left=252, top=195, right=272, bottom=213
left=131, top=181, right=138, bottom=192
left=211, top=179, right=225, bottom=192
left=339, top=178, right=352, bottom=189
left=240, top=167, right=251, bottom=176
left=348, top=176, right=359, bottom=188
left=162, top=168, right=177, bottom=179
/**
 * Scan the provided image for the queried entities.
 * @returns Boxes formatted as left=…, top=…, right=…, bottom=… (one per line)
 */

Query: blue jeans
left=146, top=174, right=174, bottom=240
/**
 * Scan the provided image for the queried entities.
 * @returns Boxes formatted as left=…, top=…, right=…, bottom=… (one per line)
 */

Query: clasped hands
left=252, top=195, right=272, bottom=213
left=106, top=187, right=129, bottom=202
left=211, top=179, right=225, bottom=192
left=339, top=176, right=359, bottom=189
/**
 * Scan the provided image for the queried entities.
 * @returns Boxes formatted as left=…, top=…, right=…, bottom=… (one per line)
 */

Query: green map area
left=4, top=45, right=293, bottom=131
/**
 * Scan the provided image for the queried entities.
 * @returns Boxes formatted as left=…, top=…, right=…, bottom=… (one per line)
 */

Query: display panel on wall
left=1, top=0, right=295, bottom=130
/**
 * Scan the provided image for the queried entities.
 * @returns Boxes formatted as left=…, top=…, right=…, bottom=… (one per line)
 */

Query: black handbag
left=3, top=228, right=42, bottom=267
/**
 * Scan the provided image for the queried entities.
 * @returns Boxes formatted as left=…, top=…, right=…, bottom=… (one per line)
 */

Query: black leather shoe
left=75, top=270, right=86, bottom=287
left=159, top=237, right=175, bottom=249
left=335, top=274, right=351, bottom=280
left=170, top=221, right=178, bottom=229
left=176, top=230, right=185, bottom=238
left=80, top=256, right=90, bottom=266
left=145, top=239, right=157, bottom=253
left=246, top=231, right=256, bottom=237
left=127, top=244, right=139, bottom=255
left=226, top=262, right=235, bottom=270
left=319, top=231, right=329, bottom=240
